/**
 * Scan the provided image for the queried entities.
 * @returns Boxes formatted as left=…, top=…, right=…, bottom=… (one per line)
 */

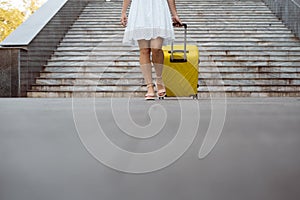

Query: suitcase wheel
left=191, top=94, right=198, bottom=99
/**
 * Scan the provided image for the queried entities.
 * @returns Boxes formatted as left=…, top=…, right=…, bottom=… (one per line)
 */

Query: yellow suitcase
left=162, top=24, right=199, bottom=99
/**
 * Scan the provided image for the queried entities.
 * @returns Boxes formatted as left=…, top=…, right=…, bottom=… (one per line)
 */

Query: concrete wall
left=0, top=0, right=96, bottom=97
left=0, top=49, right=20, bottom=97
left=263, top=0, right=300, bottom=39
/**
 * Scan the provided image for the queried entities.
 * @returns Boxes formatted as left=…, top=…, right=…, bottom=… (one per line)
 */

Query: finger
left=175, top=17, right=182, bottom=25
left=172, top=16, right=182, bottom=26
left=121, top=18, right=127, bottom=27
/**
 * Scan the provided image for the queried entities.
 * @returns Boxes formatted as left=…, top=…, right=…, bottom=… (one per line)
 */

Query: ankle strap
left=146, top=83, right=154, bottom=88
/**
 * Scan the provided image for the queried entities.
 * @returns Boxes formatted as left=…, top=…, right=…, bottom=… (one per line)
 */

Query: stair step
left=60, top=38, right=297, bottom=43
left=30, top=85, right=300, bottom=92
left=47, top=55, right=300, bottom=62
left=35, top=78, right=144, bottom=85
left=44, top=60, right=300, bottom=67
left=26, top=91, right=300, bottom=98
left=56, top=43, right=300, bottom=49
left=34, top=77, right=300, bottom=86
left=68, top=27, right=291, bottom=31
left=27, top=91, right=145, bottom=98
left=27, top=0, right=300, bottom=97
left=73, top=21, right=284, bottom=25
left=52, top=51, right=300, bottom=56
left=42, top=66, right=300, bottom=73
left=65, top=31, right=293, bottom=35
left=63, top=34, right=297, bottom=39
left=54, top=46, right=300, bottom=53
left=70, top=24, right=287, bottom=28
left=37, top=72, right=299, bottom=79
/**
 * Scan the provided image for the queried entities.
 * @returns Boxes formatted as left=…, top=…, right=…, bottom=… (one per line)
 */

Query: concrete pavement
left=0, top=98, right=300, bottom=200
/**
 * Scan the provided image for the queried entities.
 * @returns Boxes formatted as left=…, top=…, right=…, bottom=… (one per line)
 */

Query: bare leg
left=138, top=40, right=155, bottom=96
left=151, top=37, right=166, bottom=96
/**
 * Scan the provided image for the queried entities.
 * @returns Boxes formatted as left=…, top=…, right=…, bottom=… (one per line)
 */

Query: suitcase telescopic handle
left=171, top=23, right=188, bottom=62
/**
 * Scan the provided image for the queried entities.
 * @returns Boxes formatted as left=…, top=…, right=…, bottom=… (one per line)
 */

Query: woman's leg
left=150, top=37, right=166, bottom=95
left=138, top=40, right=155, bottom=96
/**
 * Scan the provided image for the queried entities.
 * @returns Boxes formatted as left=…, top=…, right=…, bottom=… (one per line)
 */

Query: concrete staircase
left=27, top=0, right=300, bottom=98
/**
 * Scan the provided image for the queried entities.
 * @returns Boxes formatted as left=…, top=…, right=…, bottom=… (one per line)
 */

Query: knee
left=151, top=48, right=163, bottom=57
left=140, top=48, right=151, bottom=56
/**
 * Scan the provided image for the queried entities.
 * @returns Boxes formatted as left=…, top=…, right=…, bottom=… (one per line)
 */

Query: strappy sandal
left=145, top=83, right=155, bottom=100
left=156, top=77, right=166, bottom=99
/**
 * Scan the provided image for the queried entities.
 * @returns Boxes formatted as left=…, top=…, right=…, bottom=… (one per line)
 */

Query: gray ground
left=0, top=98, right=300, bottom=200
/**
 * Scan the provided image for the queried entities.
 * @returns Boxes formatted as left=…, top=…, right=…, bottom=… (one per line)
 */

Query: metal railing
left=263, top=0, right=300, bottom=39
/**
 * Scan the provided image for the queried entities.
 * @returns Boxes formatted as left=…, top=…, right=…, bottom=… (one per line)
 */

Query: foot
left=156, top=77, right=166, bottom=98
left=145, top=83, right=155, bottom=100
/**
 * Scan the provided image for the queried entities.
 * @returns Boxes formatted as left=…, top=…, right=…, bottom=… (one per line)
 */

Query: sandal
left=156, top=77, right=166, bottom=99
left=145, top=83, right=155, bottom=100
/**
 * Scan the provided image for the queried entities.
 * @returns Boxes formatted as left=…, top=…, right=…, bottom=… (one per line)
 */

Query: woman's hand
left=172, top=15, right=182, bottom=26
left=167, top=0, right=181, bottom=26
left=121, top=13, right=128, bottom=27
left=121, top=0, right=130, bottom=27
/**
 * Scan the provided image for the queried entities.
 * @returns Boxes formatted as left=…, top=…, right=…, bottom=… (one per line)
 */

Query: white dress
left=123, top=0, right=175, bottom=46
